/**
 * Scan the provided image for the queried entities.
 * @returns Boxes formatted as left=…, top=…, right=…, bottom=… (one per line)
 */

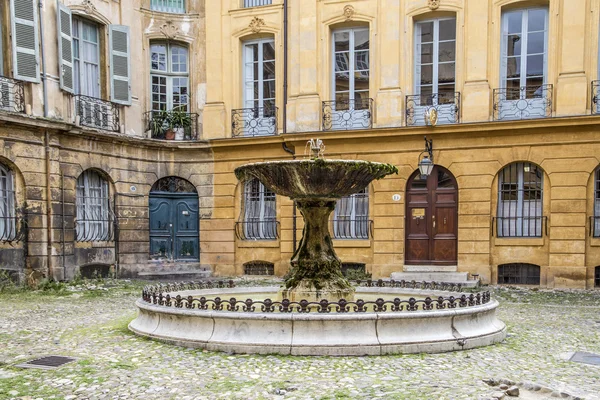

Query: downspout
left=45, top=131, right=53, bottom=280
left=281, top=0, right=297, bottom=253
left=39, top=0, right=48, bottom=117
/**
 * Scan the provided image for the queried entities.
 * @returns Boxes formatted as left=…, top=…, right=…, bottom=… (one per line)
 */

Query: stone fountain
left=234, top=139, right=398, bottom=302
left=129, top=140, right=506, bottom=356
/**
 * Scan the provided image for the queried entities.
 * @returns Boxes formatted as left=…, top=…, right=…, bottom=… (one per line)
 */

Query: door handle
left=432, top=215, right=436, bottom=231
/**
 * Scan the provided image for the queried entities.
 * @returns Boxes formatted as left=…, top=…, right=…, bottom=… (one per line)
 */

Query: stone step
left=403, top=265, right=458, bottom=273
left=390, top=271, right=477, bottom=287
left=137, top=269, right=212, bottom=281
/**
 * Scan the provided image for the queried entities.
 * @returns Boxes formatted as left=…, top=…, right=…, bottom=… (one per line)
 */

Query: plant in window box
left=169, top=107, right=193, bottom=140
left=150, top=110, right=171, bottom=139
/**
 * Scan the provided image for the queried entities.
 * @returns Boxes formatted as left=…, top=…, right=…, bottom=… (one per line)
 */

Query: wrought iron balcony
left=592, top=81, right=600, bottom=115
left=406, top=92, right=460, bottom=126
left=331, top=219, right=373, bottom=240
left=493, top=84, right=553, bottom=121
left=322, top=98, right=373, bottom=131
left=232, top=106, right=278, bottom=137
left=74, top=95, right=120, bottom=132
left=145, top=110, right=199, bottom=140
left=243, top=0, right=272, bottom=7
left=0, top=76, right=25, bottom=114
left=235, top=220, right=280, bottom=241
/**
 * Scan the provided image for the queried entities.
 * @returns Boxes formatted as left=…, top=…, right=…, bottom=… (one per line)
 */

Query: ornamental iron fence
left=493, top=84, right=553, bottom=121
left=232, top=106, right=278, bottom=137
left=406, top=92, right=460, bottom=126
left=0, top=76, right=25, bottom=114
left=75, top=95, right=120, bottom=132
left=146, top=110, right=199, bottom=140
left=322, top=98, right=373, bottom=131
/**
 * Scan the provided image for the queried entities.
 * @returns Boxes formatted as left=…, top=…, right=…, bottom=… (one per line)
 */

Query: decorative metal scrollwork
left=151, top=177, right=197, bottom=193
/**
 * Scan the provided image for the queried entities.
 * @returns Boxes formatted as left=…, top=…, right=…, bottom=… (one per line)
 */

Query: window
left=594, top=168, right=600, bottom=237
left=76, top=170, right=111, bottom=241
left=0, top=163, right=16, bottom=241
left=497, top=162, right=544, bottom=237
left=243, top=178, right=277, bottom=240
left=243, top=38, right=276, bottom=115
left=0, top=1, right=4, bottom=76
left=244, top=0, right=272, bottom=7
left=73, top=17, right=100, bottom=98
left=595, top=266, right=600, bottom=288
left=333, top=28, right=369, bottom=107
left=415, top=18, right=456, bottom=102
left=151, top=42, right=189, bottom=112
left=501, top=8, right=548, bottom=98
left=244, top=261, right=274, bottom=275
left=151, top=0, right=185, bottom=13
left=498, top=263, right=540, bottom=285
left=333, top=188, right=369, bottom=239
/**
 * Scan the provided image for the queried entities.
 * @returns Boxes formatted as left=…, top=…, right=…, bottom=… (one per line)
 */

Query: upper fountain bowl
left=235, top=159, right=398, bottom=200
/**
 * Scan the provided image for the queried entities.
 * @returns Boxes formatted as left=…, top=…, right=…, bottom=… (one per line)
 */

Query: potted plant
left=170, top=106, right=192, bottom=140
left=150, top=110, right=171, bottom=139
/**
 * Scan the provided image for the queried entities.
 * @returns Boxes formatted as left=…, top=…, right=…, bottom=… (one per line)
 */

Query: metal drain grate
left=569, top=352, right=600, bottom=366
left=16, top=356, right=76, bottom=370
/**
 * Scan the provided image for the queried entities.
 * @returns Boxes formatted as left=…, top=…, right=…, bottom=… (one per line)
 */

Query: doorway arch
left=405, top=166, right=458, bottom=265
left=149, top=177, right=199, bottom=261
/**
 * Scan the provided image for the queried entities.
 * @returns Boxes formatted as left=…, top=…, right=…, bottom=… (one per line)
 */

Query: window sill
left=589, top=238, right=600, bottom=247
left=332, top=239, right=372, bottom=248
left=494, top=237, right=545, bottom=247
left=237, top=240, right=280, bottom=248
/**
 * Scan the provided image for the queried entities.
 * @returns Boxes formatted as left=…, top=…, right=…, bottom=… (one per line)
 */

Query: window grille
left=243, top=261, right=274, bottom=275
left=498, top=263, right=540, bottom=285
left=595, top=266, right=600, bottom=288
left=243, top=0, right=272, bottom=7
left=341, top=263, right=366, bottom=276
left=333, top=188, right=370, bottom=239
left=0, top=163, right=16, bottom=242
left=594, top=168, right=600, bottom=237
left=242, top=178, right=277, bottom=240
left=497, top=162, right=544, bottom=237
left=151, top=176, right=197, bottom=193
left=76, top=170, right=114, bottom=241
left=151, top=0, right=185, bottom=13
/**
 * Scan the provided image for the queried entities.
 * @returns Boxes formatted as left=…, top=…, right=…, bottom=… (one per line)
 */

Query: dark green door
left=149, top=194, right=199, bottom=261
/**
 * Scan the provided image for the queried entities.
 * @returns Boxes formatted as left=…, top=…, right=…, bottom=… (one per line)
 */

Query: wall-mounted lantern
left=418, top=136, right=434, bottom=178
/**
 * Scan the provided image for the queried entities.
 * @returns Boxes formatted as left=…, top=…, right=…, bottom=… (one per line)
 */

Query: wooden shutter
left=57, top=2, right=74, bottom=93
left=10, top=0, right=40, bottom=83
left=109, top=25, right=131, bottom=105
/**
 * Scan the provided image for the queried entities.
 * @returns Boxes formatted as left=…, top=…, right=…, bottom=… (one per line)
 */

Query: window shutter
left=57, top=2, right=74, bottom=93
left=109, top=25, right=131, bottom=105
left=10, top=0, right=40, bottom=83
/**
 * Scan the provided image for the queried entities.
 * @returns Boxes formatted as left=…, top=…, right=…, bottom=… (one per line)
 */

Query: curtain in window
left=151, top=0, right=185, bottom=13
left=243, top=178, right=277, bottom=240
left=594, top=168, right=600, bottom=237
left=333, top=188, right=369, bottom=239
left=76, top=170, right=111, bottom=241
left=0, top=164, right=15, bottom=241
left=73, top=17, right=100, bottom=98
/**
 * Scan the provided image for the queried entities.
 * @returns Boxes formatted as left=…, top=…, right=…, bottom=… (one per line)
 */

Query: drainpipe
left=39, top=0, right=48, bottom=117
left=45, top=131, right=53, bottom=280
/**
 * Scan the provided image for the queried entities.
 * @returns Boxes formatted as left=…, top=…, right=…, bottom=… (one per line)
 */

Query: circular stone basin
left=129, top=283, right=507, bottom=356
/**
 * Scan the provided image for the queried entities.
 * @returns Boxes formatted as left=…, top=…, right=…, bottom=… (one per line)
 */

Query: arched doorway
left=149, top=177, right=199, bottom=261
left=405, top=166, right=458, bottom=265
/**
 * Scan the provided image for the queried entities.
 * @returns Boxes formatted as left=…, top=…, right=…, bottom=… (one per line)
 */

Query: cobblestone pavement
left=0, top=281, right=599, bottom=400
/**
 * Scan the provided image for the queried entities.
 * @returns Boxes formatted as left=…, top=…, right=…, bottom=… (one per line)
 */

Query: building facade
left=1, top=0, right=600, bottom=289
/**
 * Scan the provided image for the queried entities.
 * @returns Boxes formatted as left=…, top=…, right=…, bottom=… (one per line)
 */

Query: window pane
left=335, top=52, right=350, bottom=72
left=439, top=19, right=456, bottom=41
left=527, top=32, right=545, bottom=54
left=355, top=51, right=369, bottom=71
left=526, top=55, right=544, bottom=77
left=354, top=30, right=369, bottom=51
left=506, top=57, right=521, bottom=78
left=438, top=41, right=455, bottom=63
left=263, top=61, right=275, bottom=80
left=507, top=35, right=522, bottom=57
left=151, top=44, right=167, bottom=71
left=263, top=80, right=276, bottom=100
left=334, top=32, right=350, bottom=52
left=438, top=63, right=455, bottom=84
left=419, top=22, right=434, bottom=43
left=418, top=43, right=433, bottom=64
left=507, top=11, right=523, bottom=34
left=263, top=41, right=275, bottom=61
left=171, top=46, right=188, bottom=73
left=420, top=65, right=433, bottom=85
left=528, top=9, right=546, bottom=32
left=335, top=73, right=350, bottom=92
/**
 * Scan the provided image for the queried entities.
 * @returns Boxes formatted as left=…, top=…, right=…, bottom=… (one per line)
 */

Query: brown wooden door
left=405, top=166, right=458, bottom=265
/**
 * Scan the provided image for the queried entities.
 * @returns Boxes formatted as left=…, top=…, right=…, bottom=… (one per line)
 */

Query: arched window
left=0, top=163, right=16, bottom=241
left=76, top=170, right=112, bottom=241
left=242, top=178, right=277, bottom=240
left=497, top=162, right=544, bottom=237
left=150, top=42, right=189, bottom=112
left=498, top=263, right=540, bottom=285
left=333, top=188, right=369, bottom=239
left=593, top=168, right=600, bottom=237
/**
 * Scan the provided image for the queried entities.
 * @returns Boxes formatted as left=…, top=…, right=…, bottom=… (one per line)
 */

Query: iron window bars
left=322, top=98, right=373, bottom=131
left=592, top=81, right=600, bottom=115
left=75, top=171, right=115, bottom=242
left=74, top=95, right=120, bottom=132
left=0, top=76, right=25, bottom=114
left=495, top=162, right=545, bottom=237
left=243, top=0, right=272, bottom=7
left=332, top=188, right=372, bottom=239
left=145, top=111, right=199, bottom=140
left=239, top=178, right=278, bottom=240
left=150, top=0, right=185, bottom=13
left=0, top=168, right=25, bottom=244
left=595, top=266, right=600, bottom=288
left=493, top=84, right=553, bottom=120
left=232, top=106, right=278, bottom=137
left=243, top=261, right=275, bottom=275
left=235, top=220, right=280, bottom=240
left=498, top=263, right=541, bottom=285
left=406, top=92, right=460, bottom=126
left=591, top=168, right=600, bottom=237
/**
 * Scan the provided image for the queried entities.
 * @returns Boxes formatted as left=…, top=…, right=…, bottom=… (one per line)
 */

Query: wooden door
left=405, top=166, right=458, bottom=265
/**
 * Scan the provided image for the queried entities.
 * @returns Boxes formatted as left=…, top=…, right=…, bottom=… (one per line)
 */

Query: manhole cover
left=569, top=351, right=600, bottom=366
left=15, top=356, right=76, bottom=370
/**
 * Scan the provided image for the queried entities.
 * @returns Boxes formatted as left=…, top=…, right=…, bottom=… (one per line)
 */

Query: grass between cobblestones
left=0, top=279, right=599, bottom=400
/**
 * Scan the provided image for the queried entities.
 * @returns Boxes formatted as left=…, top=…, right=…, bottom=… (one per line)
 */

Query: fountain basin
left=129, top=284, right=507, bottom=356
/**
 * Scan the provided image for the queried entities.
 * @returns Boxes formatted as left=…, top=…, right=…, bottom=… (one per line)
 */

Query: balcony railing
left=0, top=76, right=25, bottom=114
left=493, top=84, right=553, bottom=121
left=406, top=92, right=460, bottom=126
left=592, top=81, right=600, bottom=115
left=331, top=219, right=373, bottom=240
left=235, top=220, right=280, bottom=241
left=75, top=95, right=120, bottom=132
left=145, top=110, right=199, bottom=141
left=243, top=0, right=272, bottom=7
left=492, top=216, right=548, bottom=238
left=322, top=98, right=373, bottom=131
left=232, top=106, right=278, bottom=137
left=150, top=0, right=185, bottom=13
